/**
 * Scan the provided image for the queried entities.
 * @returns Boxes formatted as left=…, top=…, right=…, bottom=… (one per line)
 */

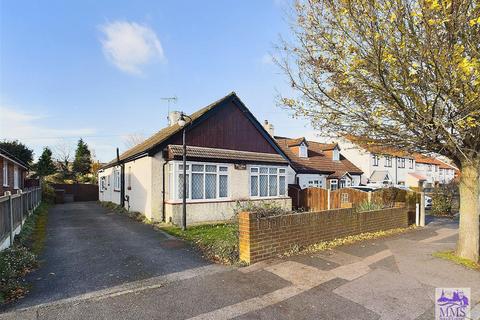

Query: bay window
left=173, top=162, right=228, bottom=201
left=2, top=161, right=8, bottom=187
left=114, top=169, right=121, bottom=191
left=250, top=166, right=287, bottom=198
left=13, top=165, right=19, bottom=189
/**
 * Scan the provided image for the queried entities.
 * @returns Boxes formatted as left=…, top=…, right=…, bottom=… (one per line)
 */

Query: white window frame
left=13, top=165, right=19, bottom=189
left=249, top=165, right=287, bottom=198
left=372, top=154, right=379, bottom=166
left=398, top=158, right=405, bottom=168
left=114, top=169, right=121, bottom=191
left=409, top=159, right=414, bottom=169
left=330, top=179, right=338, bottom=190
left=2, top=161, right=8, bottom=187
left=332, top=148, right=340, bottom=161
left=385, top=156, right=392, bottom=167
left=170, top=161, right=230, bottom=202
left=299, top=143, right=308, bottom=158
left=100, top=176, right=106, bottom=192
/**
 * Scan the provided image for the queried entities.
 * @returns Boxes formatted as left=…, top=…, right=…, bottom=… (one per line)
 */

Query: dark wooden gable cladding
left=166, top=99, right=278, bottom=154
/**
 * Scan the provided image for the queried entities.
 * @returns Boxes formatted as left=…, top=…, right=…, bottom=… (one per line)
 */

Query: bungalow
left=338, top=136, right=458, bottom=188
left=274, top=136, right=363, bottom=190
left=0, top=148, right=29, bottom=195
left=98, top=93, right=292, bottom=225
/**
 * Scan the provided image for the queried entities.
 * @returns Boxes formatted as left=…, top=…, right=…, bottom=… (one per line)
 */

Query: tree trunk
left=456, top=159, right=480, bottom=262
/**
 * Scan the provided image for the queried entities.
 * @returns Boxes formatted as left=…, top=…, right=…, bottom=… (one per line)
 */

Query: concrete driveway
left=2, top=208, right=480, bottom=319
left=4, top=202, right=214, bottom=310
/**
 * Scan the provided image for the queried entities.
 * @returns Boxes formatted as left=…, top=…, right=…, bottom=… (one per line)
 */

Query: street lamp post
left=178, top=113, right=192, bottom=231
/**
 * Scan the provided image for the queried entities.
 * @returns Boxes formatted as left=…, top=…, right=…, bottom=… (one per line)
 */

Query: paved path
left=3, top=202, right=211, bottom=310
left=2, top=205, right=480, bottom=319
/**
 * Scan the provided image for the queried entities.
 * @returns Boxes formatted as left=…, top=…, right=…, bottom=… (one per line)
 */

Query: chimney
left=263, top=120, right=275, bottom=137
left=168, top=111, right=182, bottom=126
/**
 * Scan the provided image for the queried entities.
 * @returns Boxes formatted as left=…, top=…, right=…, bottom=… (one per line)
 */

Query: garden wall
left=239, top=206, right=408, bottom=264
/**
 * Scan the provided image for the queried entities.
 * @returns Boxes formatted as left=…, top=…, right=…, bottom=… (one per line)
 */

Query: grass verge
left=159, top=224, right=240, bottom=265
left=0, top=202, right=50, bottom=304
left=282, top=225, right=418, bottom=257
left=433, top=250, right=480, bottom=271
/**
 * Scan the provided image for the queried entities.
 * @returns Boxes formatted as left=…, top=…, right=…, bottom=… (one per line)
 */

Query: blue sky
left=0, top=0, right=316, bottom=162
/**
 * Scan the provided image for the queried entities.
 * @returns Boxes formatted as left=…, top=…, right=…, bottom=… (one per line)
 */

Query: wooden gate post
left=6, top=192, right=13, bottom=247
left=327, top=189, right=331, bottom=210
left=419, top=192, right=426, bottom=227
left=368, top=191, right=372, bottom=203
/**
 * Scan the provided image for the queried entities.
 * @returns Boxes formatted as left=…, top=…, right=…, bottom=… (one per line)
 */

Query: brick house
left=0, top=148, right=29, bottom=195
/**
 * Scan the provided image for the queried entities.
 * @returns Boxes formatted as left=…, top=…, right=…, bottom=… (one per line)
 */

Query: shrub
left=355, top=200, right=384, bottom=212
left=431, top=181, right=458, bottom=216
left=233, top=200, right=291, bottom=219
left=42, top=183, right=56, bottom=204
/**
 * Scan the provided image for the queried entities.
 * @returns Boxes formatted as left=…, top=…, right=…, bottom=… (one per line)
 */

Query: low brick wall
left=239, top=207, right=408, bottom=264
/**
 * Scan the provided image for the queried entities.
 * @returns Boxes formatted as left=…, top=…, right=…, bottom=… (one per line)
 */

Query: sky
left=0, top=0, right=318, bottom=163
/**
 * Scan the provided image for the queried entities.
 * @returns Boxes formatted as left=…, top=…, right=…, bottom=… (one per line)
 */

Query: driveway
left=3, top=210, right=480, bottom=319
left=5, top=202, right=214, bottom=310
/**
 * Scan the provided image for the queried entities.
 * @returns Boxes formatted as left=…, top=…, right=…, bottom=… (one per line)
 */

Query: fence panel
left=300, top=187, right=328, bottom=211
left=0, top=187, right=42, bottom=251
left=330, top=188, right=369, bottom=209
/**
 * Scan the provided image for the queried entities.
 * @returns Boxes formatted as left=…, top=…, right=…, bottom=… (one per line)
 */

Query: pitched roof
left=103, top=92, right=288, bottom=168
left=369, top=170, right=391, bottom=182
left=0, top=148, right=29, bottom=170
left=167, top=145, right=288, bottom=164
left=275, top=137, right=363, bottom=175
left=344, top=134, right=458, bottom=168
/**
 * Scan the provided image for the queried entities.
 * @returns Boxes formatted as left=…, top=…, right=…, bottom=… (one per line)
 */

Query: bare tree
left=123, top=132, right=145, bottom=149
left=53, top=139, right=74, bottom=181
left=277, top=0, right=479, bottom=261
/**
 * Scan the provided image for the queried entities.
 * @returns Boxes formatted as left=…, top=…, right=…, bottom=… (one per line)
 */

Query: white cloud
left=0, top=106, right=97, bottom=159
left=99, top=21, right=165, bottom=75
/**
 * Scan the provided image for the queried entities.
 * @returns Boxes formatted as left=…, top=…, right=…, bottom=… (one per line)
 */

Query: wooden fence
left=290, top=186, right=419, bottom=213
left=0, top=187, right=42, bottom=251
left=52, top=183, right=98, bottom=202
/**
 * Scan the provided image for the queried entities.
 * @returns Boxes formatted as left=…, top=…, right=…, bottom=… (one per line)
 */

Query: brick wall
left=239, top=207, right=408, bottom=264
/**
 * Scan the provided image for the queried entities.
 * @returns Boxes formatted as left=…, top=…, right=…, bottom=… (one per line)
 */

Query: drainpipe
left=162, top=159, right=168, bottom=222
left=117, top=148, right=125, bottom=208
left=395, top=156, right=398, bottom=185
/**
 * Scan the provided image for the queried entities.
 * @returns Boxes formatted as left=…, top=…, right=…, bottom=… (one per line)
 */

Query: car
left=425, top=195, right=432, bottom=209
left=349, top=185, right=381, bottom=192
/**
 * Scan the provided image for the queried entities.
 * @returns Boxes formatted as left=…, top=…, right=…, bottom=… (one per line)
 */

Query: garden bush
left=431, top=181, right=458, bottom=216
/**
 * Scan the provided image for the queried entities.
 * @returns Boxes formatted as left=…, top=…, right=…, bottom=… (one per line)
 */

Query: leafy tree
left=278, top=0, right=479, bottom=261
left=35, top=147, right=56, bottom=177
left=0, top=140, right=34, bottom=165
left=72, top=139, right=92, bottom=177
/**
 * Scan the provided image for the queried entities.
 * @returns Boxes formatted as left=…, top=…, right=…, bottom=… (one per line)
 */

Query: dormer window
left=332, top=147, right=340, bottom=161
left=299, top=143, right=308, bottom=158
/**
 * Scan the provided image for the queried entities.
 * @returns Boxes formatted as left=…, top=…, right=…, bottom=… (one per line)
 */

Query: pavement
left=1, top=202, right=479, bottom=320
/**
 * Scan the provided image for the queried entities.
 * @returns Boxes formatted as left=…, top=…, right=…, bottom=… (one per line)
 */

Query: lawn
left=160, top=223, right=240, bottom=265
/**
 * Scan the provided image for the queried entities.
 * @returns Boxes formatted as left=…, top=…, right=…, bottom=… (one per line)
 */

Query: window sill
left=165, top=196, right=290, bottom=205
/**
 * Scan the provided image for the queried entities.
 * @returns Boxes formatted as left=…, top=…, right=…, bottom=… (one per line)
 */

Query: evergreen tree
left=72, top=139, right=92, bottom=177
left=36, top=147, right=56, bottom=177
left=0, top=140, right=34, bottom=165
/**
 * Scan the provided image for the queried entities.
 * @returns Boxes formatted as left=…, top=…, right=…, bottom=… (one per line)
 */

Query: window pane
left=269, top=168, right=277, bottom=174
left=205, top=174, right=216, bottom=199
left=178, top=174, right=189, bottom=198
left=279, top=168, right=286, bottom=173
left=279, top=176, right=286, bottom=195
left=251, top=176, right=258, bottom=196
left=179, top=164, right=189, bottom=171
left=219, top=166, right=228, bottom=172
left=192, top=173, right=204, bottom=199
left=259, top=175, right=268, bottom=196
left=206, top=165, right=216, bottom=172
left=269, top=175, right=277, bottom=196
left=192, top=164, right=204, bottom=172
left=250, top=167, right=259, bottom=173
left=219, top=175, right=228, bottom=197
left=260, top=167, right=268, bottom=174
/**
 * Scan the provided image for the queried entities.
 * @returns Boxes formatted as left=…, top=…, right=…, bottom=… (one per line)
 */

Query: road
left=2, top=203, right=479, bottom=320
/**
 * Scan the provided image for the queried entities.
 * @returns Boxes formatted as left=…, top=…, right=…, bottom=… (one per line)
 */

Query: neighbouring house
left=273, top=135, right=363, bottom=190
left=338, top=136, right=458, bottom=188
left=0, top=148, right=29, bottom=195
left=98, top=93, right=292, bottom=225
